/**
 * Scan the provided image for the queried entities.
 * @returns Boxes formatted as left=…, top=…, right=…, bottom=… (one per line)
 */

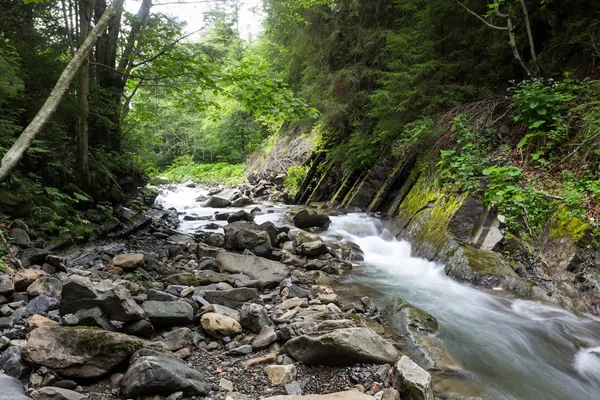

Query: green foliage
left=162, top=156, right=245, bottom=185
left=284, top=165, right=309, bottom=197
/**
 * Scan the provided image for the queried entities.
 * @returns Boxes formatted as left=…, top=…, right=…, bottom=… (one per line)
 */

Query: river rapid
left=158, top=186, right=600, bottom=400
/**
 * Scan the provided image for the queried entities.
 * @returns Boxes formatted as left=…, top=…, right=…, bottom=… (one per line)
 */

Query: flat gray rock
left=0, top=373, right=28, bottom=400
left=217, top=252, right=289, bottom=287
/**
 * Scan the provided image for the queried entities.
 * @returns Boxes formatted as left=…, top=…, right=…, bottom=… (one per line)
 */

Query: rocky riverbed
left=0, top=181, right=440, bottom=400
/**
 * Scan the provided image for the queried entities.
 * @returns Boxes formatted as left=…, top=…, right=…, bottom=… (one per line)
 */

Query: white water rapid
left=158, top=186, right=600, bottom=400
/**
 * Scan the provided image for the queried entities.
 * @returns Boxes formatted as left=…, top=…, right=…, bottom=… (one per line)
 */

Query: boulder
left=264, top=364, right=297, bottom=385
left=121, top=350, right=209, bottom=397
left=0, top=274, right=14, bottom=295
left=240, top=302, right=271, bottom=333
left=252, top=325, right=278, bottom=350
left=9, top=228, right=30, bottom=248
left=27, top=314, right=59, bottom=328
left=204, top=288, right=261, bottom=309
left=0, top=346, right=31, bottom=379
left=217, top=252, right=289, bottom=287
left=292, top=209, right=331, bottom=230
left=392, top=356, right=434, bottom=400
left=264, top=392, right=375, bottom=400
left=27, top=277, right=62, bottom=298
left=0, top=373, right=28, bottom=400
left=282, top=328, right=400, bottom=366
left=201, top=304, right=240, bottom=321
left=161, top=328, right=195, bottom=352
left=299, top=241, right=329, bottom=256
left=14, top=268, right=45, bottom=291
left=224, top=222, right=271, bottom=252
left=59, top=275, right=144, bottom=323
left=26, top=295, right=60, bottom=314
left=227, top=210, right=255, bottom=223
left=22, top=326, right=144, bottom=378
left=200, top=312, right=242, bottom=338
left=232, top=196, right=254, bottom=207
left=30, top=387, right=87, bottom=400
left=204, top=196, right=232, bottom=208
left=113, top=254, right=145, bottom=269
left=142, top=301, right=194, bottom=327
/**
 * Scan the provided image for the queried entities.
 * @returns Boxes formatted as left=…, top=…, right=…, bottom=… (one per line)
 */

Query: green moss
left=548, top=206, right=590, bottom=243
left=386, top=297, right=439, bottom=334
left=463, top=246, right=515, bottom=276
left=397, top=174, right=464, bottom=254
left=62, top=327, right=143, bottom=354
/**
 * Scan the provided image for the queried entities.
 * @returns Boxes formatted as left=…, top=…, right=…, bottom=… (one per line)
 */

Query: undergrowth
left=160, top=155, right=245, bottom=185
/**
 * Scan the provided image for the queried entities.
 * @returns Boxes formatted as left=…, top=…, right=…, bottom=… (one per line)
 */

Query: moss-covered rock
left=22, top=326, right=145, bottom=378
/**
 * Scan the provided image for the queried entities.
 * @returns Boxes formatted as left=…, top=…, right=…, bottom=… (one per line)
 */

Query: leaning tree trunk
left=0, top=0, right=125, bottom=183
left=76, top=0, right=94, bottom=188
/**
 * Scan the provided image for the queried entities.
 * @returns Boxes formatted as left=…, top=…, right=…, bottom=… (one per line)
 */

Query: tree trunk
left=76, top=0, right=93, bottom=188
left=0, top=0, right=125, bottom=183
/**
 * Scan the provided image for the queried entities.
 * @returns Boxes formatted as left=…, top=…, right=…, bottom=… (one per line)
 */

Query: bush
left=162, top=156, right=245, bottom=185
left=284, top=165, right=309, bottom=197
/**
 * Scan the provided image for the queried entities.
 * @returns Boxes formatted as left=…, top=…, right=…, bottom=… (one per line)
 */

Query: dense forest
left=0, top=0, right=598, bottom=255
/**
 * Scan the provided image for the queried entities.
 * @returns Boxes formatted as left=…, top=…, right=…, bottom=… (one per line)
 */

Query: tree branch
left=455, top=0, right=508, bottom=31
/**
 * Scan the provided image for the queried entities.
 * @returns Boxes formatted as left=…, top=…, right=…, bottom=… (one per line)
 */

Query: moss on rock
left=548, top=206, right=591, bottom=243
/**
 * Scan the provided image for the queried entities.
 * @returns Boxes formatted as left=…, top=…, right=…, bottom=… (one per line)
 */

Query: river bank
left=1, top=182, right=599, bottom=400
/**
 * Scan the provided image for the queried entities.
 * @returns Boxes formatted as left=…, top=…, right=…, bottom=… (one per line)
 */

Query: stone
left=142, top=301, right=194, bottom=326
left=22, top=326, right=144, bottom=378
left=252, top=325, right=278, bottom=350
left=201, top=304, right=240, bottom=321
left=167, top=270, right=236, bottom=287
left=217, top=252, right=289, bottom=288
left=264, top=364, right=297, bottom=385
left=264, top=391, right=375, bottom=400
left=0, top=346, right=31, bottom=379
left=26, top=295, right=60, bottom=315
left=0, top=373, right=28, bottom=400
left=122, top=318, right=154, bottom=338
left=30, top=387, right=87, bottom=400
left=239, top=302, right=271, bottom=333
left=27, top=277, right=62, bottom=298
left=282, top=328, right=400, bottom=366
left=204, top=196, right=232, bottom=208
left=204, top=288, right=261, bottom=309
left=392, top=356, right=434, bottom=400
left=242, top=352, right=277, bottom=368
left=27, top=314, right=59, bottom=328
left=0, top=316, right=15, bottom=329
left=292, top=210, right=331, bottom=230
left=113, top=254, right=145, bottom=269
left=224, top=222, right=271, bottom=252
left=59, top=275, right=144, bottom=322
left=227, top=210, right=255, bottom=223
left=285, top=381, right=302, bottom=396
left=14, top=268, right=45, bottom=291
left=220, top=378, right=234, bottom=392
left=9, top=228, right=30, bottom=248
left=232, top=196, right=254, bottom=207
left=299, top=241, right=329, bottom=256
left=201, top=313, right=242, bottom=338
left=0, top=275, right=14, bottom=295
left=162, top=328, right=195, bottom=352
left=121, top=350, right=209, bottom=397
left=278, top=297, right=308, bottom=310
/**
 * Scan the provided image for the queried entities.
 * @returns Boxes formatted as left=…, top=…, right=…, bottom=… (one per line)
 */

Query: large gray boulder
left=0, top=373, right=28, bottom=400
left=142, top=301, right=194, bottom=327
left=216, top=252, right=289, bottom=287
left=392, top=356, right=435, bottom=400
left=22, top=326, right=144, bottom=378
left=59, top=275, right=144, bottom=322
left=224, top=221, right=272, bottom=253
left=204, top=288, right=261, bottom=309
left=26, top=277, right=62, bottom=298
left=292, top=209, right=331, bottom=230
left=121, top=350, right=209, bottom=397
left=282, top=327, right=400, bottom=366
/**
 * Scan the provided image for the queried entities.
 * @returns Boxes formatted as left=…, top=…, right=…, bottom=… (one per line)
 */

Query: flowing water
left=159, top=186, right=600, bottom=400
